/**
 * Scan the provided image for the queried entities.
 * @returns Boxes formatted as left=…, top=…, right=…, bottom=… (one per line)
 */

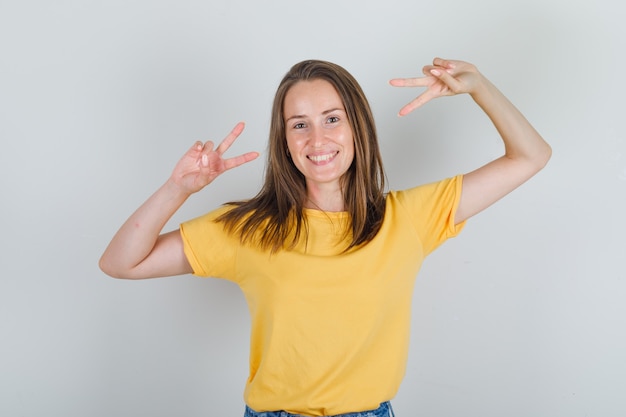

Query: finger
left=192, top=141, right=204, bottom=152
left=215, top=122, right=246, bottom=155
left=389, top=76, right=433, bottom=88
left=183, top=141, right=205, bottom=159
left=422, top=65, right=453, bottom=77
left=398, top=89, right=441, bottom=116
left=432, top=57, right=457, bottom=71
left=202, top=140, right=215, bottom=152
left=197, top=141, right=215, bottom=167
left=429, top=68, right=463, bottom=93
left=223, top=151, right=260, bottom=171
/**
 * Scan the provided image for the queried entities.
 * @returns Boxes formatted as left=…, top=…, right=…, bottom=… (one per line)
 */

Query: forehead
left=283, top=79, right=344, bottom=114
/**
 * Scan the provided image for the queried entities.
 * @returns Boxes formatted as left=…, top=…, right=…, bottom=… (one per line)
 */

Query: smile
left=307, top=151, right=339, bottom=163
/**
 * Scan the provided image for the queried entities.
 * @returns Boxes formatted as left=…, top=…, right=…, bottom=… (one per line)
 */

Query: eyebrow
left=285, top=107, right=345, bottom=123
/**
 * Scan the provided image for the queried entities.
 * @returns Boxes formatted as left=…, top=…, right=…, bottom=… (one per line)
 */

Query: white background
left=1, top=0, right=624, bottom=416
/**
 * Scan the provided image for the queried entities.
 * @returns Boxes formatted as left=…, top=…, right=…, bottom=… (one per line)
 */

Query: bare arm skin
left=99, top=122, right=259, bottom=279
left=390, top=58, right=552, bottom=224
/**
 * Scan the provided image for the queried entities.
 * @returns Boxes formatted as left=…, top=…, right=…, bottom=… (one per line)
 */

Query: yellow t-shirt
left=180, top=175, right=465, bottom=416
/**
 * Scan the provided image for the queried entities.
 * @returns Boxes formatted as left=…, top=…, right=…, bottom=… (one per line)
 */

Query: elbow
left=98, top=257, right=121, bottom=279
left=536, top=141, right=552, bottom=171
left=98, top=255, right=135, bottom=280
left=524, top=138, right=552, bottom=173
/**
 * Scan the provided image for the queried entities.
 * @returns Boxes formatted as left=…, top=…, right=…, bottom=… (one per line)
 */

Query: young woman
left=100, top=57, right=551, bottom=417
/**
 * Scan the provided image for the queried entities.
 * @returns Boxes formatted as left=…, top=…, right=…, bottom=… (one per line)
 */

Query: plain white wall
left=1, top=0, right=624, bottom=416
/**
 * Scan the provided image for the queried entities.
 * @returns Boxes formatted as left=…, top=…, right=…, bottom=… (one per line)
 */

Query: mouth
left=307, top=151, right=339, bottom=164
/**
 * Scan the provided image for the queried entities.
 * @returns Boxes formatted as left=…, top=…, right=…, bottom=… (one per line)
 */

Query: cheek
left=344, top=134, right=356, bottom=160
left=285, top=138, right=303, bottom=166
left=285, top=135, right=295, bottom=154
left=286, top=136, right=310, bottom=160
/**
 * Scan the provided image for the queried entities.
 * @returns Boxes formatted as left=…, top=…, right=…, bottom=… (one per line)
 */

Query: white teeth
left=308, top=152, right=337, bottom=162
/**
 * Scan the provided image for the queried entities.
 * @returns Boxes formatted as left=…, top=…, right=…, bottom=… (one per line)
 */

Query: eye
left=293, top=122, right=306, bottom=129
left=327, top=116, right=340, bottom=124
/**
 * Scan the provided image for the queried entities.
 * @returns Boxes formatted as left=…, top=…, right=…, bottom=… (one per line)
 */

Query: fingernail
left=430, top=69, right=441, bottom=76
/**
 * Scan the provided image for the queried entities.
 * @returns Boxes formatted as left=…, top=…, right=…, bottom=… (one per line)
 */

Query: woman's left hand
left=390, top=57, right=551, bottom=224
left=389, top=57, right=484, bottom=116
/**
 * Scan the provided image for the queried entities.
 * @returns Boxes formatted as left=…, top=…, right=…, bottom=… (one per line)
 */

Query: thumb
left=429, top=68, right=463, bottom=94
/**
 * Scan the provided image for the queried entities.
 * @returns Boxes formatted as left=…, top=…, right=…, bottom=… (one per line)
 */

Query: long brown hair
left=217, top=59, right=386, bottom=253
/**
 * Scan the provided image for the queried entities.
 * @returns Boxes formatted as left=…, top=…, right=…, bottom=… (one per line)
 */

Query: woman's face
left=283, top=79, right=355, bottom=191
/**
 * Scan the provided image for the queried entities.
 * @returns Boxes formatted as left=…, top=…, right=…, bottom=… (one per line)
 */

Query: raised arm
left=390, top=58, right=552, bottom=224
left=99, top=122, right=259, bottom=279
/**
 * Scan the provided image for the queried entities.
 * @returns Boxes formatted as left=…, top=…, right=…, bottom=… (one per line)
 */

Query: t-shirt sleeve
left=179, top=206, right=239, bottom=280
left=393, top=175, right=466, bottom=256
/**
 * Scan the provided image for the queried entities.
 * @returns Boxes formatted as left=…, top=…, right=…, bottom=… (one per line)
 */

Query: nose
left=309, top=124, right=327, bottom=148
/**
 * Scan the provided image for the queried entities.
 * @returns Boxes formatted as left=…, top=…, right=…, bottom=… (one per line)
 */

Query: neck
left=305, top=182, right=345, bottom=212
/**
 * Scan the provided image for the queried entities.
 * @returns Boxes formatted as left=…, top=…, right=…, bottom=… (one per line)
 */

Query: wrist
left=163, top=178, right=193, bottom=201
left=469, top=74, right=502, bottom=107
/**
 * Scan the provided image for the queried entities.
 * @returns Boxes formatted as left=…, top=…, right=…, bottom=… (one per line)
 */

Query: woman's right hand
left=169, top=122, right=259, bottom=194
left=99, top=122, right=258, bottom=279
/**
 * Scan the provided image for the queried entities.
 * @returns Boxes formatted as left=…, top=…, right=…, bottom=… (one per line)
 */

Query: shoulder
left=388, top=175, right=464, bottom=208
left=179, top=205, right=239, bottom=236
left=385, top=175, right=466, bottom=254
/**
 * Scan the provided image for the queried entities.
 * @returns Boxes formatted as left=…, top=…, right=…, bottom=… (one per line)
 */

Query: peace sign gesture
left=170, top=122, right=259, bottom=195
left=390, top=58, right=484, bottom=116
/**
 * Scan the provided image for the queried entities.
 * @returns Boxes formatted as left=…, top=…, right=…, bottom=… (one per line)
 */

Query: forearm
left=471, top=75, right=552, bottom=168
left=99, top=179, right=190, bottom=278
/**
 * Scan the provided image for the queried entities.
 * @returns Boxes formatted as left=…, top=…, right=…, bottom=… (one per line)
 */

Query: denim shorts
left=244, top=401, right=394, bottom=417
